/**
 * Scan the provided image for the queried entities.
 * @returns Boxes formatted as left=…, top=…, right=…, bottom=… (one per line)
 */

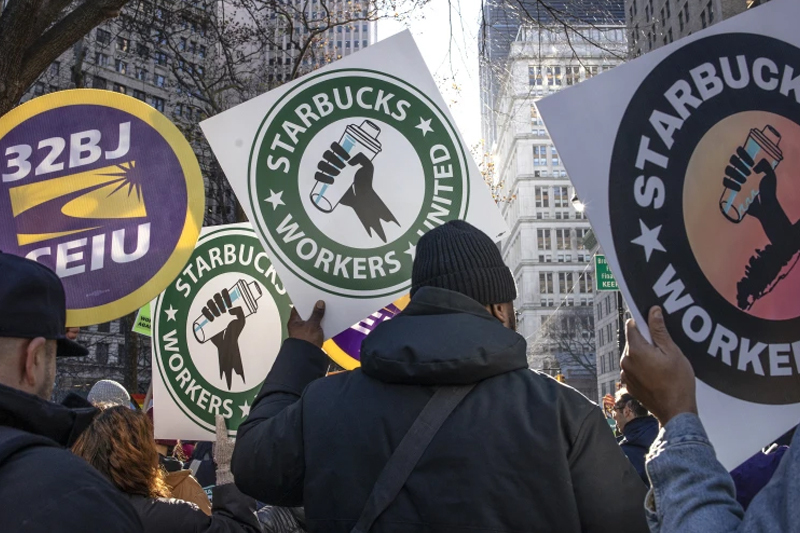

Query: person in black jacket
left=612, top=389, right=660, bottom=485
left=73, top=406, right=261, bottom=533
left=232, top=220, right=649, bottom=532
left=0, top=253, right=143, bottom=533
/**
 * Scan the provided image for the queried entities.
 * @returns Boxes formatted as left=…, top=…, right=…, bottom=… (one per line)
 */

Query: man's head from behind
left=0, top=253, right=87, bottom=400
left=410, top=220, right=517, bottom=329
left=613, top=388, right=649, bottom=432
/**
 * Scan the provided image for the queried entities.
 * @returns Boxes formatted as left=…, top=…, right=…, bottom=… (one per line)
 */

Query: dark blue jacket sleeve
left=231, top=339, right=328, bottom=507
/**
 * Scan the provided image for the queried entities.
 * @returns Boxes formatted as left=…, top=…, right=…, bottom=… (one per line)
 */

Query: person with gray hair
left=232, top=220, right=648, bottom=532
left=88, top=379, right=132, bottom=408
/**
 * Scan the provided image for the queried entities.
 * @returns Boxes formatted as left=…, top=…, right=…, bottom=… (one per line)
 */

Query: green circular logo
left=248, top=69, right=469, bottom=298
left=153, top=225, right=291, bottom=433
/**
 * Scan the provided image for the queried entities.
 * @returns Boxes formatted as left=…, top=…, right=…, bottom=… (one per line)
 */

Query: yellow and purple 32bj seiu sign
left=0, top=90, right=205, bottom=326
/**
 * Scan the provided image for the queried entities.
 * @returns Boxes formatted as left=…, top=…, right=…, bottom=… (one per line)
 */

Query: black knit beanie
left=411, top=220, right=517, bottom=305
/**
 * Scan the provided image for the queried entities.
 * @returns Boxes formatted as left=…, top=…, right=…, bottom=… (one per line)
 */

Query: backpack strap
left=350, top=384, right=476, bottom=533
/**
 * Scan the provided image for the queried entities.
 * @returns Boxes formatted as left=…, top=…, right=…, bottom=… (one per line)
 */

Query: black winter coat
left=233, top=287, right=649, bottom=533
left=619, top=415, right=660, bottom=485
left=126, top=483, right=261, bottom=533
left=0, top=383, right=143, bottom=533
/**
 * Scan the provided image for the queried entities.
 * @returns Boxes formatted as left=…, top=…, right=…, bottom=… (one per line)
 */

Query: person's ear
left=488, top=303, right=514, bottom=329
left=23, top=337, right=48, bottom=389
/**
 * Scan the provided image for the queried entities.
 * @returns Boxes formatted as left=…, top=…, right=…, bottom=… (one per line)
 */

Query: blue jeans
left=645, top=413, right=799, bottom=532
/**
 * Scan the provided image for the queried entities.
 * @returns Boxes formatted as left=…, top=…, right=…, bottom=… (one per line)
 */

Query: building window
left=585, top=65, right=599, bottom=79
left=668, top=28, right=674, bottom=42
left=531, top=106, right=543, bottom=126
left=136, top=68, right=148, bottom=81
left=50, top=61, right=60, bottom=76
left=92, top=76, right=107, bottom=89
left=148, top=96, right=165, bottom=112
left=199, top=45, right=207, bottom=58
left=555, top=229, right=571, bottom=250
left=576, top=228, right=589, bottom=250
left=553, top=186, right=569, bottom=208
left=540, top=272, right=554, bottom=294
left=33, top=82, right=45, bottom=96
left=678, top=11, right=684, bottom=31
left=96, top=29, right=111, bottom=45
left=535, top=186, right=550, bottom=208
left=133, top=89, right=147, bottom=101
left=154, top=51, right=168, bottom=66
left=565, top=66, right=580, bottom=85
left=666, top=0, right=672, bottom=18
left=137, top=43, right=149, bottom=59
left=155, top=74, right=166, bottom=87
left=179, top=38, right=187, bottom=51
left=94, top=53, right=109, bottom=66
left=533, top=145, right=547, bottom=166
left=707, top=0, right=714, bottom=23
left=683, top=2, right=690, bottom=21
left=645, top=4, right=650, bottom=21
left=117, top=37, right=129, bottom=52
left=551, top=146, right=559, bottom=166
left=115, top=60, right=127, bottom=74
left=558, top=272, right=570, bottom=293
left=113, top=83, right=127, bottom=94
left=96, top=343, right=109, bottom=365
left=537, top=229, right=551, bottom=250
left=701, top=10, right=707, bottom=28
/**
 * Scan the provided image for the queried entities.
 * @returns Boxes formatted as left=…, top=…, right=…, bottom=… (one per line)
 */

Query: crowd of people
left=0, top=220, right=797, bottom=532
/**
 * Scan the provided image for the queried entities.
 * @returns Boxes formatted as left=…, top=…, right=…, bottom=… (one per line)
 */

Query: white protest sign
left=537, top=0, right=800, bottom=469
left=200, top=31, right=507, bottom=339
left=152, top=223, right=291, bottom=440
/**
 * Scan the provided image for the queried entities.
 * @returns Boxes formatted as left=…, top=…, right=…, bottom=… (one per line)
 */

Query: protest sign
left=200, top=31, right=508, bottom=339
left=132, top=303, right=152, bottom=337
left=323, top=295, right=410, bottom=369
left=152, top=223, right=291, bottom=440
left=0, top=90, right=204, bottom=327
left=536, top=0, right=800, bottom=468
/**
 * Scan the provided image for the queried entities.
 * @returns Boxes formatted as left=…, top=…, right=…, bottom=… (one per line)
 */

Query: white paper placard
left=201, top=30, right=507, bottom=339
left=537, top=0, right=800, bottom=469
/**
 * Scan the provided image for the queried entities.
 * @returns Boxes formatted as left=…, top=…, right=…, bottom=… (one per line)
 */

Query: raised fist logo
left=719, top=126, right=800, bottom=311
left=309, top=121, right=399, bottom=242
left=193, top=280, right=263, bottom=390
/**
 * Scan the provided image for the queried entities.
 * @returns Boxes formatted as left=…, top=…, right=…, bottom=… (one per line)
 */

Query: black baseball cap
left=0, top=252, right=88, bottom=357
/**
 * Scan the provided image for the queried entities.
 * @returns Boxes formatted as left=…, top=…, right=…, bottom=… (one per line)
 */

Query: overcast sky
left=377, top=0, right=484, bottom=150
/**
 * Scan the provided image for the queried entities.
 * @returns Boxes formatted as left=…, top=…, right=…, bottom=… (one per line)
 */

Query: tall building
left=626, top=0, right=750, bottom=55
left=15, top=1, right=377, bottom=400
left=489, top=21, right=627, bottom=400
left=591, top=242, right=631, bottom=402
left=479, top=0, right=624, bottom=147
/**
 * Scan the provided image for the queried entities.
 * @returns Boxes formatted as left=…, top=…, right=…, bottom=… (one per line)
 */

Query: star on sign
left=164, top=305, right=178, bottom=322
left=404, top=242, right=416, bottom=260
left=239, top=400, right=251, bottom=417
left=264, top=190, right=284, bottom=210
left=631, top=219, right=666, bottom=262
left=415, top=117, right=434, bottom=137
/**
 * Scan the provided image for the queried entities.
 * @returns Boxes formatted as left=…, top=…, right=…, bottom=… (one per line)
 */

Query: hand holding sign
left=288, top=300, right=326, bottom=348
left=621, top=307, right=698, bottom=427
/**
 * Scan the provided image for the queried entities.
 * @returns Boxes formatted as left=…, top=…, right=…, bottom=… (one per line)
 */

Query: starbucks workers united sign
left=202, top=31, right=507, bottom=337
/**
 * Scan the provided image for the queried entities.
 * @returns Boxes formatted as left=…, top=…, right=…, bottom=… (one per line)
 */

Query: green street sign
left=132, top=303, right=152, bottom=337
left=595, top=254, right=619, bottom=291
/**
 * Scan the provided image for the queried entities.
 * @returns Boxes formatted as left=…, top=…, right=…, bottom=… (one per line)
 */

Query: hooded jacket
left=0, top=382, right=143, bottom=533
left=233, top=287, right=649, bottom=533
left=619, top=415, right=660, bottom=485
